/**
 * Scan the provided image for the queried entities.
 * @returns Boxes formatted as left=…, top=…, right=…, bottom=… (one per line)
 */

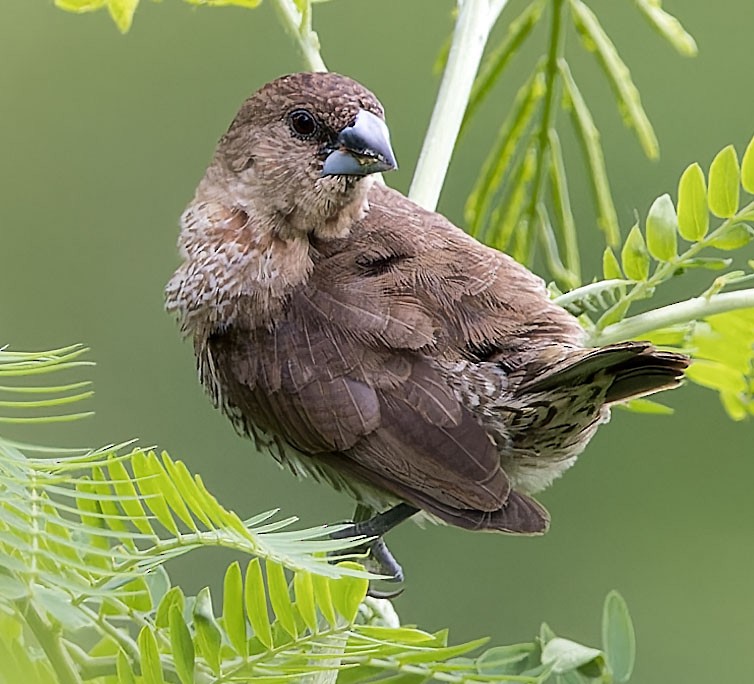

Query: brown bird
left=166, top=72, right=688, bottom=581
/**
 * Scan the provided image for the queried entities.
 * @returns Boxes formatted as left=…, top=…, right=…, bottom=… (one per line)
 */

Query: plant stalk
left=591, top=199, right=754, bottom=334
left=592, top=288, right=754, bottom=345
left=22, top=600, right=82, bottom=684
left=272, top=0, right=327, bottom=72
left=410, top=0, right=511, bottom=210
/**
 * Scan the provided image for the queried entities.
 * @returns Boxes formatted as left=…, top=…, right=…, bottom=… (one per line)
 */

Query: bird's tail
left=521, top=340, right=690, bottom=404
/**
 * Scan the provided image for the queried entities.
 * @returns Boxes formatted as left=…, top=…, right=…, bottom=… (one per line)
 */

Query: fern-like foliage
left=462, top=0, right=696, bottom=288
left=1, top=346, right=634, bottom=683
left=548, top=139, right=754, bottom=418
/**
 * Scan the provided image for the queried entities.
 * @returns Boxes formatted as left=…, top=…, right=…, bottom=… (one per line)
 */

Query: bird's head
left=205, top=72, right=397, bottom=238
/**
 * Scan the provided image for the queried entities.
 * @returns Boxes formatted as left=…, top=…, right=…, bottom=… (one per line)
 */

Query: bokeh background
left=2, top=1, right=753, bottom=681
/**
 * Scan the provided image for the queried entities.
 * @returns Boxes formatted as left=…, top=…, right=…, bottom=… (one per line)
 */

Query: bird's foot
left=329, top=503, right=418, bottom=599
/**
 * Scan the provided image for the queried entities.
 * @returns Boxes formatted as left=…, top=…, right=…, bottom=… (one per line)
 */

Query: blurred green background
left=1, top=1, right=753, bottom=681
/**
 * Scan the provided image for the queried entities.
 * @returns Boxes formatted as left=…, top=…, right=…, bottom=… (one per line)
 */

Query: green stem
left=409, top=0, right=511, bottom=211
left=77, top=603, right=141, bottom=662
left=553, top=279, right=630, bottom=310
left=593, top=199, right=754, bottom=333
left=592, top=288, right=754, bottom=345
left=67, top=643, right=202, bottom=684
left=520, top=0, right=567, bottom=263
left=272, top=0, right=327, bottom=72
left=22, top=600, right=82, bottom=684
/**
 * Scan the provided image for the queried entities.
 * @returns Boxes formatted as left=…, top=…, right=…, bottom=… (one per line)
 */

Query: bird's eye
left=288, top=109, right=318, bottom=138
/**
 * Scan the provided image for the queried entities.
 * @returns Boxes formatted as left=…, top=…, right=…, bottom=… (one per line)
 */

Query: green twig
left=271, top=0, right=327, bottom=72
left=592, top=289, right=754, bottom=345
left=410, top=0, right=511, bottom=211
left=594, top=199, right=754, bottom=332
left=22, top=599, right=82, bottom=684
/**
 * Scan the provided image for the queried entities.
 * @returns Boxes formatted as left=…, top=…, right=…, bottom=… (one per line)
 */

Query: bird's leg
left=330, top=503, right=419, bottom=597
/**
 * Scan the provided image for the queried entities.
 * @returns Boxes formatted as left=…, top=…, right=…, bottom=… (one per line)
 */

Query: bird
left=165, top=71, right=689, bottom=582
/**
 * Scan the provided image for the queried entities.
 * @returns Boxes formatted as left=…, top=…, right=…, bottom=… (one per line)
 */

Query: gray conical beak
left=321, top=109, right=398, bottom=177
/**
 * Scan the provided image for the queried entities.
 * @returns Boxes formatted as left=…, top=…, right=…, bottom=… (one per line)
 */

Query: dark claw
left=329, top=503, right=418, bottom=595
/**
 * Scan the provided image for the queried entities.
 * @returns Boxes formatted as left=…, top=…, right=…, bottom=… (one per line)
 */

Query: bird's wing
left=210, top=296, right=511, bottom=514
left=340, top=184, right=586, bottom=371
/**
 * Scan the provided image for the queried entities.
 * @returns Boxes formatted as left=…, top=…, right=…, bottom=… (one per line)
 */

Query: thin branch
left=594, top=199, right=754, bottom=330
left=553, top=278, right=630, bottom=308
left=590, top=289, right=754, bottom=345
left=22, top=600, right=82, bottom=684
left=410, top=0, right=511, bottom=210
left=271, top=0, right=327, bottom=72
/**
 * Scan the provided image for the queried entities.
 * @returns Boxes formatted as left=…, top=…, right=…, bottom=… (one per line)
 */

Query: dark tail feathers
left=523, top=341, right=690, bottom=404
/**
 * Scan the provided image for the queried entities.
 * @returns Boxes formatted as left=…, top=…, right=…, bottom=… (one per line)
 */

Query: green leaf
left=107, top=457, right=153, bottom=535
left=357, top=625, right=435, bottom=644
left=708, top=145, right=740, bottom=218
left=646, top=193, right=678, bottom=261
left=398, top=637, right=489, bottom=664
left=721, top=391, right=750, bottom=421
left=682, top=257, right=732, bottom=270
left=121, top=576, right=152, bottom=612
left=222, top=561, right=248, bottom=657
left=132, top=450, right=178, bottom=535
left=54, top=0, right=106, bottom=10
left=487, top=143, right=537, bottom=252
left=169, top=604, right=195, bottom=684
left=193, top=587, right=222, bottom=674
left=465, top=67, right=545, bottom=235
left=312, top=571, right=336, bottom=626
left=560, top=60, right=620, bottom=245
left=155, top=451, right=197, bottom=531
left=686, top=360, right=747, bottom=394
left=184, top=0, right=261, bottom=7
left=477, top=643, right=536, bottom=675
left=620, top=398, right=674, bottom=415
left=330, top=561, right=369, bottom=624
left=294, top=569, right=318, bottom=632
left=597, top=298, right=631, bottom=329
left=710, top=223, right=754, bottom=250
left=621, top=224, right=650, bottom=281
left=542, top=637, right=602, bottom=674
left=537, top=205, right=580, bottom=290
left=602, top=591, right=636, bottom=683
left=156, top=586, right=185, bottom=629
left=548, top=129, right=581, bottom=283
left=266, top=560, right=298, bottom=638
left=677, top=162, right=709, bottom=240
left=33, top=589, right=91, bottom=631
left=602, top=247, right=623, bottom=279
left=107, top=0, right=139, bottom=33
left=245, top=559, right=273, bottom=648
left=633, top=0, right=698, bottom=56
left=116, top=649, right=136, bottom=684
left=465, top=0, right=546, bottom=127
left=137, top=626, right=165, bottom=684
left=571, top=0, right=659, bottom=159
left=0, top=576, right=29, bottom=601
left=742, top=134, right=754, bottom=193
left=161, top=456, right=213, bottom=529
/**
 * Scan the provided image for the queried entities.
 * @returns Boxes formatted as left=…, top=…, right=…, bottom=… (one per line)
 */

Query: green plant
left=14, top=0, right=754, bottom=681
left=1, top=347, right=634, bottom=683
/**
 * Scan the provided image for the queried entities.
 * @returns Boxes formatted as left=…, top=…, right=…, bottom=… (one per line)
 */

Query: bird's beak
left=321, top=109, right=398, bottom=177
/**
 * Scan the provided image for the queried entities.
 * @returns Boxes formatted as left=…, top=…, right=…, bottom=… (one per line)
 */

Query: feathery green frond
left=1, top=345, right=628, bottom=682
left=567, top=137, right=754, bottom=417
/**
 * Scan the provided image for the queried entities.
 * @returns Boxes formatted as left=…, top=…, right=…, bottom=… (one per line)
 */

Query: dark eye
left=288, top=109, right=318, bottom=138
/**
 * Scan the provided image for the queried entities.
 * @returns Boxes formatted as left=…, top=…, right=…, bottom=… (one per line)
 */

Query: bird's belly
left=500, top=398, right=612, bottom=494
